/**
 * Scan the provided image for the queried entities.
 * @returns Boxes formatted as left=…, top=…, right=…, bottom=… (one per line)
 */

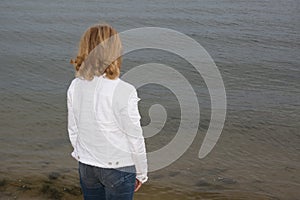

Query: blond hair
left=70, top=24, right=122, bottom=80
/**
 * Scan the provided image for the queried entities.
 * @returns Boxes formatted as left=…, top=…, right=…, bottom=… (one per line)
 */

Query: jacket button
left=116, top=161, right=119, bottom=165
left=108, top=162, right=112, bottom=165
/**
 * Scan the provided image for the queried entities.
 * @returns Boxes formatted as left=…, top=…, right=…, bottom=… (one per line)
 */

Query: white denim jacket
left=67, top=75, right=148, bottom=183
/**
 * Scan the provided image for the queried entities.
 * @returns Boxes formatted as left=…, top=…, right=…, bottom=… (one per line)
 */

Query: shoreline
left=0, top=175, right=278, bottom=200
left=0, top=91, right=299, bottom=200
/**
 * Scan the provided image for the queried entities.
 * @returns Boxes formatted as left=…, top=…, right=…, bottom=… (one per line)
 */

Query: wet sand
left=0, top=175, right=277, bottom=200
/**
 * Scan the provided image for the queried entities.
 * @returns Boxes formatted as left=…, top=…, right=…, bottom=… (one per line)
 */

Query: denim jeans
left=79, top=162, right=136, bottom=200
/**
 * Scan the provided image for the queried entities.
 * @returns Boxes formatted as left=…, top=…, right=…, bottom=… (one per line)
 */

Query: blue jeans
left=79, top=162, right=136, bottom=200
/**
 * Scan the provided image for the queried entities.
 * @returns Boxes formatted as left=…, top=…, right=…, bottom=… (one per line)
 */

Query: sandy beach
left=1, top=175, right=278, bottom=200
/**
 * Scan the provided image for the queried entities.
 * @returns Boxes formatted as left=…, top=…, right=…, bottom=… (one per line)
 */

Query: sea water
left=0, top=0, right=299, bottom=199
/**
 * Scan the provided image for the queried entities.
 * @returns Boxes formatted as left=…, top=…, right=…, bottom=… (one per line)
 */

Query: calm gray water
left=0, top=0, right=299, bottom=199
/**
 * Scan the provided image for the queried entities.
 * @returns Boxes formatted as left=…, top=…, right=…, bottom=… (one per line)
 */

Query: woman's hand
left=134, top=179, right=142, bottom=192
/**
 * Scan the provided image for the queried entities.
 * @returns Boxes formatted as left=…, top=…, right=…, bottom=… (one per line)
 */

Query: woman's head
left=71, top=24, right=122, bottom=80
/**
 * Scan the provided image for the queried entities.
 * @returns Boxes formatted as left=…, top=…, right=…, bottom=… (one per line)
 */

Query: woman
left=67, top=24, right=148, bottom=200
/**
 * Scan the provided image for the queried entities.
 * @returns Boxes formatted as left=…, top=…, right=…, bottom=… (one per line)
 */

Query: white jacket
left=67, top=75, right=148, bottom=183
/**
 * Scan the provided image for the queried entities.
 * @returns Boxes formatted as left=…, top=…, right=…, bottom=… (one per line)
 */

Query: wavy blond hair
left=70, top=24, right=122, bottom=80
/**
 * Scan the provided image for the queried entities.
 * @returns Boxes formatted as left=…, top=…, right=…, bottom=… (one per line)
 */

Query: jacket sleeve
left=126, top=90, right=148, bottom=183
left=113, top=82, right=148, bottom=183
left=67, top=80, right=78, bottom=150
